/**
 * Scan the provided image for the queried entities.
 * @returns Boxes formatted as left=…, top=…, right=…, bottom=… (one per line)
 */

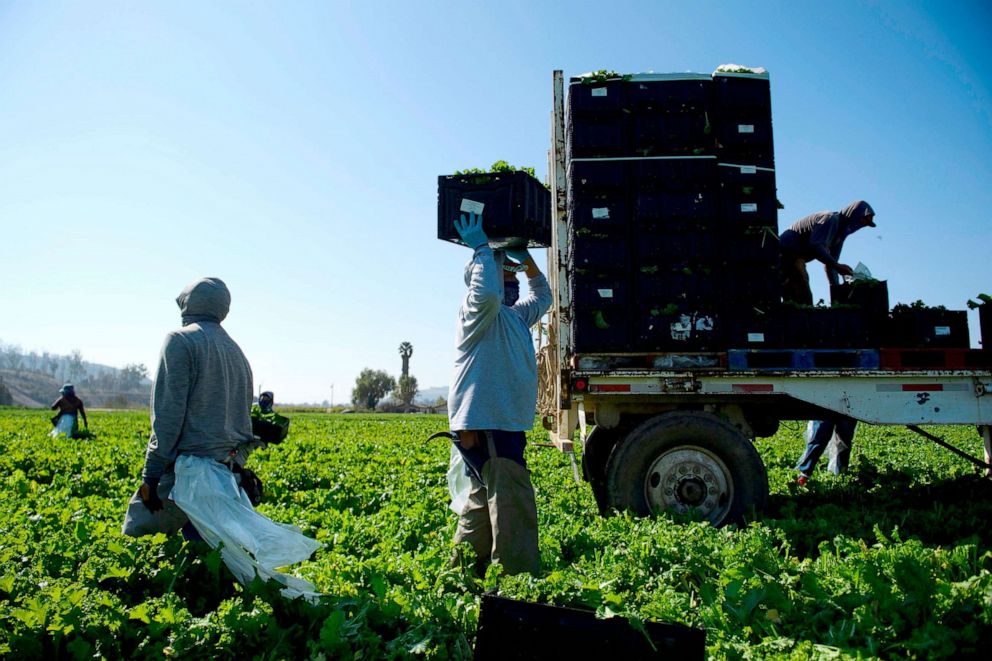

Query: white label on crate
left=934, top=326, right=951, bottom=336
left=740, top=166, right=758, bottom=174
left=592, top=207, right=611, bottom=219
left=741, top=203, right=759, bottom=213
left=738, top=124, right=755, bottom=133
left=748, top=333, right=766, bottom=343
left=597, top=289, right=614, bottom=299
left=591, top=87, right=608, bottom=97
left=460, top=199, right=485, bottom=215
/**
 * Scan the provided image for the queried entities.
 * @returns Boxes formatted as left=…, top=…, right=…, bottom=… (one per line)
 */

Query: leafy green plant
left=967, top=293, right=991, bottom=309
left=454, top=161, right=536, bottom=179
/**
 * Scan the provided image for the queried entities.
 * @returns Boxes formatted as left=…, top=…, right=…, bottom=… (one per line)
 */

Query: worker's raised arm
left=455, top=213, right=501, bottom=338
left=506, top=249, right=552, bottom=329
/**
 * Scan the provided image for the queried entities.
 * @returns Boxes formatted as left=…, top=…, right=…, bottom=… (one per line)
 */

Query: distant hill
left=416, top=386, right=447, bottom=405
left=0, top=345, right=152, bottom=409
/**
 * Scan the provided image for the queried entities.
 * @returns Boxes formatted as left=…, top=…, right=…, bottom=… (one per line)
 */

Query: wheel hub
left=644, top=446, right=733, bottom=524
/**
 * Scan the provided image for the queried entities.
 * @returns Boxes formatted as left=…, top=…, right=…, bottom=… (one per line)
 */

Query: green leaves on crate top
left=892, top=300, right=947, bottom=313
left=454, top=160, right=536, bottom=179
left=967, top=293, right=992, bottom=309
left=576, top=70, right=632, bottom=84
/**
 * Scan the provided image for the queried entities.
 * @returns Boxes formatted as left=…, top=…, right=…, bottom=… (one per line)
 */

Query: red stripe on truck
left=732, top=384, right=774, bottom=393
left=902, top=384, right=944, bottom=391
left=590, top=384, right=631, bottom=393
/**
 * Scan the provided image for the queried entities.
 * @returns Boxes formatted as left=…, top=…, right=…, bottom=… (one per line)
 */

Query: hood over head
left=464, top=250, right=506, bottom=302
left=176, top=277, right=231, bottom=325
left=60, top=384, right=75, bottom=396
left=840, top=200, right=875, bottom=228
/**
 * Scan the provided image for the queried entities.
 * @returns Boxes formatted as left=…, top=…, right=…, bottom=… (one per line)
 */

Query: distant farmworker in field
left=779, top=200, right=876, bottom=306
left=780, top=201, right=875, bottom=485
left=122, top=277, right=255, bottom=539
left=447, top=212, right=553, bottom=576
left=50, top=383, right=88, bottom=438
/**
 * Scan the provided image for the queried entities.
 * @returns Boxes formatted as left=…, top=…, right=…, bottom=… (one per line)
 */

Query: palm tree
left=398, top=342, right=413, bottom=378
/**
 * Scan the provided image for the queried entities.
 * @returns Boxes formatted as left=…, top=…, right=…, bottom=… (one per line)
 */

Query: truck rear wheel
left=605, top=411, right=768, bottom=526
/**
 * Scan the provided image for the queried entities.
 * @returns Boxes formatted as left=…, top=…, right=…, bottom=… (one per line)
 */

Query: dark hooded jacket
left=141, top=277, right=254, bottom=481
left=779, top=200, right=875, bottom=285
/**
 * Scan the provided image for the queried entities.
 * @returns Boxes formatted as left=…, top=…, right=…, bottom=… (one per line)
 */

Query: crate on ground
left=887, top=307, right=969, bottom=349
left=879, top=348, right=992, bottom=370
left=438, top=171, right=551, bottom=248
left=728, top=348, right=880, bottom=371
left=572, top=305, right=630, bottom=353
left=634, top=306, right=722, bottom=352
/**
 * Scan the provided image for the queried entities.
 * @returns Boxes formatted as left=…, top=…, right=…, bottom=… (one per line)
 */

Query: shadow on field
left=763, top=465, right=992, bottom=558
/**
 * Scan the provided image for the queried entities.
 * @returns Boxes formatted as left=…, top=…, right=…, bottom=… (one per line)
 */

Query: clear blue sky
left=2, top=1, right=990, bottom=404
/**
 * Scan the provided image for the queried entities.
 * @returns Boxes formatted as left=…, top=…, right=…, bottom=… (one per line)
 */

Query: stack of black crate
left=567, top=71, right=780, bottom=354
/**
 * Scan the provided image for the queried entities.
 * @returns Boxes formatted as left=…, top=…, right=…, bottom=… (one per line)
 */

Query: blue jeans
left=796, top=418, right=857, bottom=476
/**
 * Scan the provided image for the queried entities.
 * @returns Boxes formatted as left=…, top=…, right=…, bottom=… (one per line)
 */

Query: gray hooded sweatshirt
left=141, top=277, right=254, bottom=481
left=779, top=200, right=875, bottom=285
left=448, top=247, right=552, bottom=432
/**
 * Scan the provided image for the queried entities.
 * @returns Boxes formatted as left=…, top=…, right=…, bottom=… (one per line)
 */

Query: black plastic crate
left=569, top=159, right=626, bottom=197
left=722, top=307, right=784, bottom=348
left=572, top=305, right=630, bottom=352
left=437, top=171, right=551, bottom=248
left=719, top=181, right=778, bottom=228
left=887, top=308, right=970, bottom=348
left=713, top=72, right=772, bottom=113
left=573, top=276, right=630, bottom=307
left=783, top=308, right=877, bottom=349
left=980, top=305, right=991, bottom=349
left=568, top=79, right=626, bottom=115
left=721, top=265, right=781, bottom=308
left=570, top=196, right=628, bottom=231
left=715, top=114, right=774, bottom=168
left=634, top=306, right=722, bottom=351
left=627, top=75, right=712, bottom=113
left=631, top=156, right=718, bottom=191
left=721, top=226, right=780, bottom=263
left=831, top=280, right=889, bottom=319
left=572, top=235, right=629, bottom=272
left=567, top=116, right=625, bottom=158
left=638, top=232, right=719, bottom=265
left=635, top=272, right=720, bottom=306
left=633, top=188, right=718, bottom=227
left=631, top=112, right=713, bottom=156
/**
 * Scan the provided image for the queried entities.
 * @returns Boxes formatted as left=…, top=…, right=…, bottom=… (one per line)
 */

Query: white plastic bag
left=170, top=455, right=322, bottom=601
left=447, top=444, right=472, bottom=514
left=50, top=413, right=75, bottom=438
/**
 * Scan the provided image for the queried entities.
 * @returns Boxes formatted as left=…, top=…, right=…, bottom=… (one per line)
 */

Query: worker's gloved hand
left=139, top=478, right=163, bottom=513
left=835, top=263, right=854, bottom=277
left=505, top=248, right=530, bottom=266
left=454, top=212, right=488, bottom=249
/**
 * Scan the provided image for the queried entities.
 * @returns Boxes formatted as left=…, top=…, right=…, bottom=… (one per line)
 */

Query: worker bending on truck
left=122, top=277, right=256, bottom=539
left=780, top=200, right=876, bottom=485
left=779, top=200, right=875, bottom=305
left=448, top=212, right=552, bottom=576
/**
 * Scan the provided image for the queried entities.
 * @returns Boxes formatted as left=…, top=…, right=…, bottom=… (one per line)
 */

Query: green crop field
left=1, top=408, right=990, bottom=659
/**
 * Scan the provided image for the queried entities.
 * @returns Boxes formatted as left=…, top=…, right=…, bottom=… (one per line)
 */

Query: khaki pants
left=452, top=434, right=539, bottom=576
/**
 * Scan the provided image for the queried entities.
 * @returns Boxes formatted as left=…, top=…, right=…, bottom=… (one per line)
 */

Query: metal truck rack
left=540, top=70, right=992, bottom=526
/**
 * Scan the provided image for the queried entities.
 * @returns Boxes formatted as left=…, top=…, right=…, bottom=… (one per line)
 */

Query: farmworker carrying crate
left=447, top=213, right=552, bottom=577
left=121, top=277, right=320, bottom=600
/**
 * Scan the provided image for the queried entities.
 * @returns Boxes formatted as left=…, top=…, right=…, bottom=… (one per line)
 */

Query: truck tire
left=582, top=425, right=625, bottom=515
left=605, top=411, right=768, bottom=526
